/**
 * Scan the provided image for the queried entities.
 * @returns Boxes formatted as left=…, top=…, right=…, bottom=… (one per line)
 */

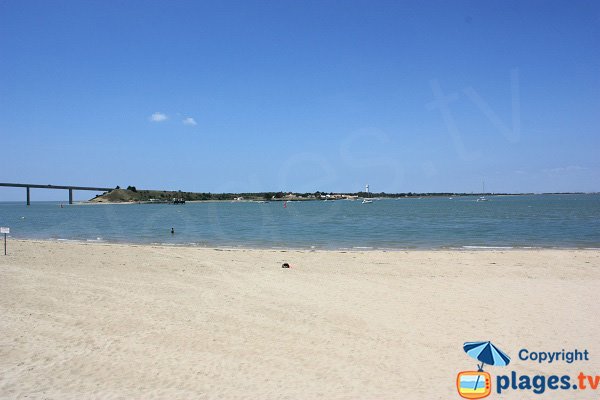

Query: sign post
left=0, top=227, right=9, bottom=255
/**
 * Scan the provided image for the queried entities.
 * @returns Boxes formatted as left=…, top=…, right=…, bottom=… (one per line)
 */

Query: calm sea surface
left=0, top=194, right=599, bottom=249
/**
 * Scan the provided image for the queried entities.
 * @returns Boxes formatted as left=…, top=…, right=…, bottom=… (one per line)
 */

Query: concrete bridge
left=0, top=183, right=113, bottom=205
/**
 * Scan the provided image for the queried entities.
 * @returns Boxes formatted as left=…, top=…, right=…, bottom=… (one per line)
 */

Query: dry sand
left=1, top=240, right=599, bottom=399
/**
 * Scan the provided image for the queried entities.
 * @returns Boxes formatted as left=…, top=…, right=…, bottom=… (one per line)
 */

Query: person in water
left=171, top=227, right=175, bottom=235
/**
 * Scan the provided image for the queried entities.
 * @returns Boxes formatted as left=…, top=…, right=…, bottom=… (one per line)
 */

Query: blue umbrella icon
left=464, top=341, right=511, bottom=370
left=463, top=341, right=511, bottom=391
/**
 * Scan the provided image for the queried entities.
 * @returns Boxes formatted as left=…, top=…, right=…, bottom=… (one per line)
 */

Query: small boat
left=477, top=181, right=488, bottom=202
left=362, top=199, right=373, bottom=204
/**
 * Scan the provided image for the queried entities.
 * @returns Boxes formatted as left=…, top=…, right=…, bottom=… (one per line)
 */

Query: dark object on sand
left=282, top=263, right=290, bottom=268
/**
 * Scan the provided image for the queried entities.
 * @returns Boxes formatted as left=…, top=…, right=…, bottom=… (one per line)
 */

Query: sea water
left=0, top=194, right=599, bottom=249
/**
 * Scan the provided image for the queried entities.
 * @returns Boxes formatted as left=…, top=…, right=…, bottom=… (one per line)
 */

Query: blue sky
left=1, top=0, right=599, bottom=200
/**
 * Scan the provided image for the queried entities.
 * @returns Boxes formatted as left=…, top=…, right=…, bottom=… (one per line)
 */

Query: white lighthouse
left=362, top=184, right=373, bottom=204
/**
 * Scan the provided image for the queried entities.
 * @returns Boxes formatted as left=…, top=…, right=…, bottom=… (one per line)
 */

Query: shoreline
left=6, top=238, right=600, bottom=259
left=6, top=238, right=600, bottom=252
left=3, top=192, right=595, bottom=206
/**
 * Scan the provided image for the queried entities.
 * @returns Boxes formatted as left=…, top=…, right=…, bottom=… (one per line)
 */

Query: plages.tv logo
left=457, top=341, right=511, bottom=399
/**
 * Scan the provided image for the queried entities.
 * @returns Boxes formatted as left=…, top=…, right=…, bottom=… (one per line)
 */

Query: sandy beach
left=1, top=240, right=599, bottom=399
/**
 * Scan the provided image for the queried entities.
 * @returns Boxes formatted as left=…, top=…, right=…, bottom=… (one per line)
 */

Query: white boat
left=362, top=199, right=373, bottom=204
left=477, top=181, right=488, bottom=201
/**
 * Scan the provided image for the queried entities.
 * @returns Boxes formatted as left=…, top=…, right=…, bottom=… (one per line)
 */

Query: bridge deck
left=0, top=183, right=113, bottom=191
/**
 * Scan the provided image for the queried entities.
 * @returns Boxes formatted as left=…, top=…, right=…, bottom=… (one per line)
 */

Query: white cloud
left=182, top=117, right=197, bottom=126
left=150, top=112, right=168, bottom=122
